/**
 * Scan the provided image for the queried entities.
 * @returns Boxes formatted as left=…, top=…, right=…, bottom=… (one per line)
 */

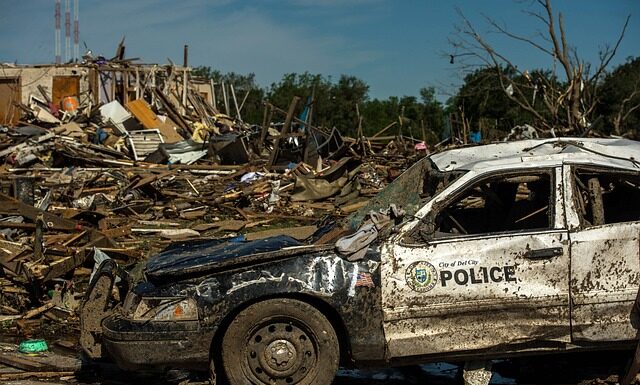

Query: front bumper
left=102, top=314, right=215, bottom=370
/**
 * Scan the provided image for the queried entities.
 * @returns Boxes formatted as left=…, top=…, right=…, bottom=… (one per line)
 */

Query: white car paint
left=381, top=138, right=640, bottom=359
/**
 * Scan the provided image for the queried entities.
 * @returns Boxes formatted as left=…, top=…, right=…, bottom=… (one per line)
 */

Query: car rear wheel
left=221, top=298, right=339, bottom=385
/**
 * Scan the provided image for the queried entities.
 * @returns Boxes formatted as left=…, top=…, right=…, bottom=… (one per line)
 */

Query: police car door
left=382, top=167, right=571, bottom=358
left=565, top=165, right=640, bottom=342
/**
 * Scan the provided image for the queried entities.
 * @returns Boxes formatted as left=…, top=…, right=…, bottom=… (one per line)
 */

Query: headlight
left=132, top=298, right=198, bottom=321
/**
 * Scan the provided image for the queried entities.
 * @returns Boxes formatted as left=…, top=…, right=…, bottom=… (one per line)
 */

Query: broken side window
left=346, top=156, right=466, bottom=229
left=408, top=170, right=554, bottom=242
left=573, top=168, right=640, bottom=227
left=421, top=168, right=467, bottom=203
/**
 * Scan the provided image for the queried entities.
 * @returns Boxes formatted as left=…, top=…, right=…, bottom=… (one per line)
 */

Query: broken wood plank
left=192, top=223, right=219, bottom=232
left=215, top=219, right=247, bottom=232
left=0, top=353, right=49, bottom=371
left=22, top=303, right=54, bottom=319
left=0, top=192, right=79, bottom=231
left=62, top=230, right=88, bottom=247
left=126, top=99, right=162, bottom=129
left=101, top=225, right=132, bottom=238
left=339, top=199, right=370, bottom=214
left=132, top=228, right=200, bottom=239
left=0, top=371, right=75, bottom=380
left=244, top=225, right=317, bottom=241
left=180, top=208, right=207, bottom=220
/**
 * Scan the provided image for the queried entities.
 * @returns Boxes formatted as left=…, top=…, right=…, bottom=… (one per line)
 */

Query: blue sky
left=0, top=0, right=638, bottom=101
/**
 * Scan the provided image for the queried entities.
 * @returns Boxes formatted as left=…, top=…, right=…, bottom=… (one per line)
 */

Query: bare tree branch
left=589, top=15, right=630, bottom=84
left=523, top=10, right=550, bottom=27
left=484, top=16, right=555, bottom=56
left=614, top=78, right=640, bottom=134
left=544, top=0, right=571, bottom=77
left=448, top=0, right=631, bottom=134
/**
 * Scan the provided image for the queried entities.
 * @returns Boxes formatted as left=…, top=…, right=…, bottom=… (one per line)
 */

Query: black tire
left=221, top=298, right=339, bottom=385
left=209, top=356, right=217, bottom=385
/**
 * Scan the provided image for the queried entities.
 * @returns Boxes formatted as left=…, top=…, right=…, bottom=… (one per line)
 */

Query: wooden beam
left=258, top=103, right=273, bottom=151
left=281, top=96, right=301, bottom=136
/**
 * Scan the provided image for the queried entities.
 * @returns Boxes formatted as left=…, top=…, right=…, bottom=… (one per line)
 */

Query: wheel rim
left=245, top=320, right=318, bottom=384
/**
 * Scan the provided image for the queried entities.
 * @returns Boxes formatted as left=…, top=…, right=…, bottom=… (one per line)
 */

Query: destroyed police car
left=81, top=138, right=640, bottom=385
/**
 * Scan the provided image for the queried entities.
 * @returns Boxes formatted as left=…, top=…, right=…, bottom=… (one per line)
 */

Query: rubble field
left=0, top=53, right=425, bottom=383
left=2, top=51, right=640, bottom=385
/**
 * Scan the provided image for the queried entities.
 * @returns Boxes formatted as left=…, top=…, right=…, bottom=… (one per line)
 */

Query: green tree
left=450, top=67, right=562, bottom=137
left=419, top=87, right=446, bottom=140
left=191, top=66, right=222, bottom=80
left=191, top=66, right=265, bottom=123
left=451, top=0, right=631, bottom=134
left=453, top=67, right=517, bottom=132
left=192, top=66, right=447, bottom=142
left=327, top=75, right=369, bottom=136
left=266, top=73, right=368, bottom=137
left=359, top=89, right=446, bottom=143
left=266, top=72, right=332, bottom=129
left=597, top=57, right=640, bottom=136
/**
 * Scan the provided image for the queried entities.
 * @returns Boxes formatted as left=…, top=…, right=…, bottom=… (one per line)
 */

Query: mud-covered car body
left=81, top=138, right=640, bottom=378
left=85, top=237, right=385, bottom=370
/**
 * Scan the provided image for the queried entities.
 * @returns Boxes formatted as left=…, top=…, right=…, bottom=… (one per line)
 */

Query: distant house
left=0, top=63, right=197, bottom=126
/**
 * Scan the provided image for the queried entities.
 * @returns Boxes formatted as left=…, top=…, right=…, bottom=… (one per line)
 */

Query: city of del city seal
left=405, top=261, right=438, bottom=292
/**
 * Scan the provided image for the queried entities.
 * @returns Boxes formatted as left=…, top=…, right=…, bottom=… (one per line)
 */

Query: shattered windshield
left=346, top=156, right=467, bottom=229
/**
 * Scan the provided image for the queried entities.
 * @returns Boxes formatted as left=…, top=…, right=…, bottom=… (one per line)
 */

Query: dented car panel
left=383, top=165, right=571, bottom=358
left=384, top=230, right=571, bottom=357
left=95, top=241, right=385, bottom=370
left=80, top=138, right=640, bottom=382
left=563, top=165, right=640, bottom=342
left=569, top=223, right=640, bottom=341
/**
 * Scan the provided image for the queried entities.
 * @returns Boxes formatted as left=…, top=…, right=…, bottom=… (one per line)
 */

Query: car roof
left=429, top=138, right=640, bottom=172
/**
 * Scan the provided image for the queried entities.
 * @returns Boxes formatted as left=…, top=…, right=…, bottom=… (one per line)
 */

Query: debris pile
left=0, top=56, right=424, bottom=331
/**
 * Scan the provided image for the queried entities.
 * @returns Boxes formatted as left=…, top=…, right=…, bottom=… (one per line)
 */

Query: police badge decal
left=406, top=261, right=438, bottom=292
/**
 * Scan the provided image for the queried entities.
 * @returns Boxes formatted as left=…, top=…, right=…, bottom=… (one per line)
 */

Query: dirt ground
left=1, top=349, right=636, bottom=385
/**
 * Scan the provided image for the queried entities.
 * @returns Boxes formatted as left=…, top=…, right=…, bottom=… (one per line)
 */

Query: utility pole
left=73, top=0, right=79, bottom=61
left=64, top=0, right=70, bottom=62
left=55, top=0, right=61, bottom=64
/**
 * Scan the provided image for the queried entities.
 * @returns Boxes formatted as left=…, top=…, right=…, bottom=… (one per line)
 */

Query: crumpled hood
left=145, top=235, right=302, bottom=282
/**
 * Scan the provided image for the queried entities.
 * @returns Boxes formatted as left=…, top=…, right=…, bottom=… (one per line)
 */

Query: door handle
left=525, top=247, right=563, bottom=260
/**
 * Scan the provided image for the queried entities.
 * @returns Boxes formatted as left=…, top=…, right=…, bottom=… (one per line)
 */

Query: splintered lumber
left=101, top=225, right=132, bottom=238
left=0, top=371, right=75, bottom=380
left=0, top=240, right=27, bottom=274
left=192, top=223, right=219, bottom=232
left=132, top=228, right=200, bottom=239
left=0, top=353, right=49, bottom=371
left=22, top=303, right=54, bottom=319
left=371, top=121, right=398, bottom=138
left=0, top=193, right=79, bottom=231
left=0, top=81, right=425, bottom=331
left=153, top=87, right=191, bottom=133
left=340, top=200, right=370, bottom=214
left=0, top=347, right=82, bottom=373
left=244, top=225, right=317, bottom=241
left=215, top=220, right=247, bottom=232
left=0, top=304, right=20, bottom=314
left=39, top=251, right=87, bottom=281
left=268, top=96, right=301, bottom=168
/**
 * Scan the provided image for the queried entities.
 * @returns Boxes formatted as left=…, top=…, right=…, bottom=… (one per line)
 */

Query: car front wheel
left=221, top=298, right=339, bottom=385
